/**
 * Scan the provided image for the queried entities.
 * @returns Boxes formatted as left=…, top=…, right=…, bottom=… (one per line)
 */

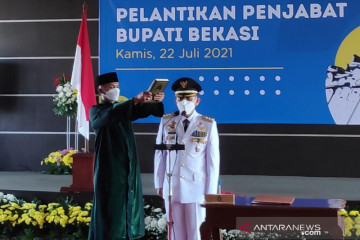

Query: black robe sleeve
left=90, top=99, right=164, bottom=131
left=130, top=99, right=164, bottom=121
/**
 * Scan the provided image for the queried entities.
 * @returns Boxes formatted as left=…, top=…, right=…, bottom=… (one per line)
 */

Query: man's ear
left=98, top=86, right=105, bottom=94
left=196, top=97, right=201, bottom=106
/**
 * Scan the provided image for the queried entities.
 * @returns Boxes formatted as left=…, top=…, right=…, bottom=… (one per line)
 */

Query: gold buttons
left=180, top=176, right=184, bottom=178
left=181, top=164, right=185, bottom=167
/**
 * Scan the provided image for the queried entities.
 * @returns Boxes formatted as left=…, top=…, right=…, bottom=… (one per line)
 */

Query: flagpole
left=83, top=1, right=88, bottom=154
left=66, top=116, right=71, bottom=149
left=83, top=1, right=87, bottom=153
left=85, top=138, right=89, bottom=152
left=70, top=1, right=96, bottom=152
left=75, top=119, right=79, bottom=151
left=61, top=0, right=96, bottom=194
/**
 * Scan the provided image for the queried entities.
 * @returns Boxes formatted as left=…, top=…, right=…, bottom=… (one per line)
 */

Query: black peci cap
left=97, top=72, right=118, bottom=86
left=171, top=77, right=202, bottom=97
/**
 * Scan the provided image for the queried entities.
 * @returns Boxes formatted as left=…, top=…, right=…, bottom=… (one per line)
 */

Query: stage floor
left=1, top=171, right=360, bottom=201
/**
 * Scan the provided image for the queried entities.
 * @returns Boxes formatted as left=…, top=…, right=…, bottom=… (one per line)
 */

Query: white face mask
left=104, top=88, right=120, bottom=102
left=177, top=100, right=196, bottom=115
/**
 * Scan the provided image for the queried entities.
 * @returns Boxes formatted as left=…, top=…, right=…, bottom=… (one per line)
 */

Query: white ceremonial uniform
left=154, top=110, right=220, bottom=240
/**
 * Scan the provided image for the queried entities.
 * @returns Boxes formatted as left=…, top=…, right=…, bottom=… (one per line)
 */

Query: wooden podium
left=200, top=197, right=346, bottom=240
left=60, top=152, right=95, bottom=192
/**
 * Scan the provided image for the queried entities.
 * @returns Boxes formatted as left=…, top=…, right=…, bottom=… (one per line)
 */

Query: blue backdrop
left=99, top=0, right=360, bottom=124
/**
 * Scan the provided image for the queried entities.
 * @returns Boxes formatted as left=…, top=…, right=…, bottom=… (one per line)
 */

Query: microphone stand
left=154, top=111, right=186, bottom=240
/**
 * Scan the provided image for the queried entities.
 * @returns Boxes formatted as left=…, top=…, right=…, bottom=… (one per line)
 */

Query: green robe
left=88, top=99, right=164, bottom=240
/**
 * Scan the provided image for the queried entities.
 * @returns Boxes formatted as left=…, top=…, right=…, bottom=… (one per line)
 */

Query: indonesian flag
left=71, top=5, right=96, bottom=140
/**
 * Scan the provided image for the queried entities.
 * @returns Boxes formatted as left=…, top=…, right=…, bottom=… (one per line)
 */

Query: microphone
left=174, top=111, right=186, bottom=144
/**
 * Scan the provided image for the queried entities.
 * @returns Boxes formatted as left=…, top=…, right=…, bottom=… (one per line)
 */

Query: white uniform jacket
left=154, top=110, right=220, bottom=203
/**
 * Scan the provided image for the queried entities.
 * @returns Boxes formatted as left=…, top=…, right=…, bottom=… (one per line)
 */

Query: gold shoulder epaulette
left=163, top=113, right=173, bottom=118
left=201, top=115, right=214, bottom=122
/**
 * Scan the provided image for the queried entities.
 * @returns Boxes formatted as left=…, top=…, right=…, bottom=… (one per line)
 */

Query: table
left=200, top=197, right=346, bottom=240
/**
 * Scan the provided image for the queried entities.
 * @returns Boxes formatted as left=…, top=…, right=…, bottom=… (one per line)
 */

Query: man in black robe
left=88, top=72, right=164, bottom=239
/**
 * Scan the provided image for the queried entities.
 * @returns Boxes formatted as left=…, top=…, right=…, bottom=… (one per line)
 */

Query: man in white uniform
left=154, top=77, right=220, bottom=240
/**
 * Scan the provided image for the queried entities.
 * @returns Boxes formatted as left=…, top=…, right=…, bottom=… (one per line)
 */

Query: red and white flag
left=71, top=5, right=96, bottom=140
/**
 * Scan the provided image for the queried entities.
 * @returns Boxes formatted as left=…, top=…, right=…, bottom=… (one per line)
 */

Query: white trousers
left=164, top=200, right=206, bottom=240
